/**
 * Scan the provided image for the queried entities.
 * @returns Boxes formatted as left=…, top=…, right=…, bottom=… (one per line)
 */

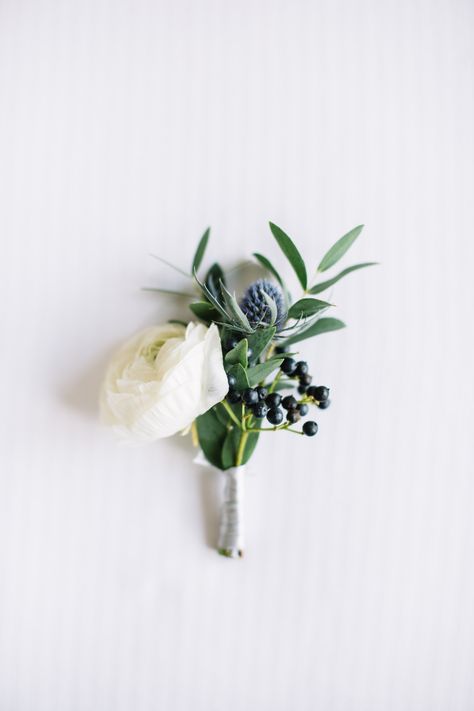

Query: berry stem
left=236, top=431, right=249, bottom=466
left=220, top=401, right=243, bottom=429
left=268, top=370, right=282, bottom=394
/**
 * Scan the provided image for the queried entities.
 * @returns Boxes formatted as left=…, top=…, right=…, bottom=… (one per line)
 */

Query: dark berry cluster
left=226, top=355, right=330, bottom=437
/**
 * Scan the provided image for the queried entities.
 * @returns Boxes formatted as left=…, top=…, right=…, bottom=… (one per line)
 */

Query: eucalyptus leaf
left=195, top=408, right=227, bottom=469
left=221, top=428, right=241, bottom=469
left=269, top=222, right=307, bottom=290
left=225, top=338, right=248, bottom=368
left=246, top=326, right=275, bottom=361
left=192, top=227, right=210, bottom=273
left=309, top=262, right=377, bottom=294
left=317, top=225, right=364, bottom=273
left=252, top=252, right=284, bottom=286
left=227, top=363, right=249, bottom=390
left=288, top=298, right=332, bottom=320
left=284, top=317, right=346, bottom=346
left=247, top=358, right=284, bottom=387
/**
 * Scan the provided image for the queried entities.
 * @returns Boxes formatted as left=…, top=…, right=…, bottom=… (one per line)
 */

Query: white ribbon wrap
left=217, top=466, right=246, bottom=558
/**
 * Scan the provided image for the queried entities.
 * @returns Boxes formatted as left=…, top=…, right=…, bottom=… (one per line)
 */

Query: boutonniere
left=101, top=222, right=375, bottom=558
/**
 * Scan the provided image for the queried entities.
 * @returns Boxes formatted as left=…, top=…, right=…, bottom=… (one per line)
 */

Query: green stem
left=268, top=370, right=282, bottom=394
left=236, top=431, right=249, bottom=466
left=220, top=401, right=243, bottom=429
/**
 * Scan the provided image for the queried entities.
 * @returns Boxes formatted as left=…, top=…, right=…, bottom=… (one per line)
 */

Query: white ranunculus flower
left=100, top=322, right=228, bottom=442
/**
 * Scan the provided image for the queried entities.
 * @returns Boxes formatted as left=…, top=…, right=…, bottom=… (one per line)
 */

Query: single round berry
left=253, top=402, right=268, bottom=419
left=298, top=403, right=309, bottom=416
left=286, top=409, right=300, bottom=424
left=242, top=388, right=259, bottom=405
left=257, top=386, right=268, bottom=401
left=267, top=407, right=284, bottom=425
left=265, top=392, right=282, bottom=408
left=294, top=361, right=309, bottom=377
left=280, top=357, right=296, bottom=375
left=226, top=337, right=239, bottom=351
left=318, top=399, right=331, bottom=410
left=303, top=421, right=318, bottom=436
left=298, top=385, right=307, bottom=395
left=313, top=386, right=330, bottom=402
left=306, top=386, right=318, bottom=399
left=227, top=390, right=241, bottom=404
left=282, top=395, right=298, bottom=410
left=275, top=345, right=289, bottom=354
left=299, top=373, right=312, bottom=386
left=227, top=373, right=237, bottom=389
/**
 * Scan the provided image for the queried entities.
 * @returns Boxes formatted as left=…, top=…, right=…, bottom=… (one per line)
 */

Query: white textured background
left=1, top=1, right=474, bottom=709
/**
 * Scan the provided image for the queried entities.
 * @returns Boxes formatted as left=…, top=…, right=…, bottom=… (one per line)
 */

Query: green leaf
left=193, top=269, right=230, bottom=321
left=288, top=298, right=332, bottom=320
left=247, top=358, right=284, bottom=387
left=221, top=428, right=241, bottom=469
left=192, top=227, right=210, bottom=273
left=308, top=262, right=377, bottom=294
left=189, top=301, right=220, bottom=322
left=195, top=408, right=227, bottom=469
left=239, top=431, right=259, bottom=465
left=205, top=262, right=225, bottom=298
left=252, top=252, right=284, bottom=286
left=246, top=327, right=275, bottom=361
left=262, top=292, right=278, bottom=325
left=220, top=282, right=253, bottom=332
left=142, top=287, right=195, bottom=298
left=225, top=338, right=248, bottom=368
left=317, top=225, right=364, bottom=273
left=226, top=363, right=249, bottom=390
left=284, top=317, right=346, bottom=346
left=269, top=222, right=307, bottom=290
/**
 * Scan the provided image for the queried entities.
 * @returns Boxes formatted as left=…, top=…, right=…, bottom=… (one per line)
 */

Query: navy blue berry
left=280, top=357, right=296, bottom=375
left=303, top=421, right=318, bottom=436
left=265, top=392, right=282, bottom=408
left=257, top=386, right=268, bottom=401
left=294, top=361, right=309, bottom=377
left=242, top=388, right=259, bottom=405
left=253, top=402, right=268, bottom=418
left=282, top=395, right=298, bottom=410
left=267, top=408, right=284, bottom=425
left=227, top=373, right=237, bottom=389
left=318, top=399, right=331, bottom=410
left=286, top=410, right=300, bottom=424
left=227, top=390, right=241, bottom=404
left=313, top=386, right=330, bottom=401
left=297, top=403, right=309, bottom=416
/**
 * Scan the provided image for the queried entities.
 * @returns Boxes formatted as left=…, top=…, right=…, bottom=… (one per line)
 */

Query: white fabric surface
left=1, top=1, right=473, bottom=709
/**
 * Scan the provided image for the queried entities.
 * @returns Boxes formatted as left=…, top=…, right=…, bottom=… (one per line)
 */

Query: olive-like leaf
left=284, top=317, right=346, bottom=346
left=205, top=262, right=225, bottom=298
left=247, top=358, right=284, bottom=387
left=142, top=287, right=195, bottom=298
left=317, top=225, right=364, bottom=273
left=308, top=262, right=377, bottom=294
left=252, top=252, right=284, bottom=286
left=192, top=227, right=210, bottom=273
left=189, top=301, right=220, bottom=323
left=269, top=222, right=307, bottom=290
left=288, top=298, right=332, bottom=320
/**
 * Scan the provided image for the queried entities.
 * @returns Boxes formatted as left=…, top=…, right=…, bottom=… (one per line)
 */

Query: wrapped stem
left=217, top=466, right=245, bottom=558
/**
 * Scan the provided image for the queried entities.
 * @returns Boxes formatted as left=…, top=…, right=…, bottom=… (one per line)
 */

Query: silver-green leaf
left=284, top=317, right=346, bottom=346
left=269, top=222, right=307, bottom=290
left=192, top=227, right=210, bottom=273
left=288, top=298, right=332, bottom=319
left=309, top=261, right=377, bottom=293
left=317, top=225, right=364, bottom=273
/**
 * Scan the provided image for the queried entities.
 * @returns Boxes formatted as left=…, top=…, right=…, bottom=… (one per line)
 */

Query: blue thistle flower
left=239, top=279, right=286, bottom=328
